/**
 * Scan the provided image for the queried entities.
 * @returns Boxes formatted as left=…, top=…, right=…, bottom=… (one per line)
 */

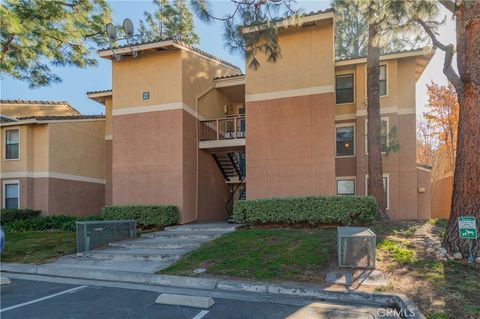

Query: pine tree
left=0, top=0, right=111, bottom=88
left=139, top=0, right=199, bottom=45
left=412, top=0, right=480, bottom=256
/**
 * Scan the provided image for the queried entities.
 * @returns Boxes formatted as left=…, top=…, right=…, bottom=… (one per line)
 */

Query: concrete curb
left=0, top=262, right=425, bottom=319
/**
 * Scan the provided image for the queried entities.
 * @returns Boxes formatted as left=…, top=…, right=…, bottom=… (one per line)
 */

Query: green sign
left=459, top=217, right=477, bottom=239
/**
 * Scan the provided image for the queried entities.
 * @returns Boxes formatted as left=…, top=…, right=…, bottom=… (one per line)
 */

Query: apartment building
left=0, top=100, right=105, bottom=215
left=2, top=10, right=433, bottom=221
left=86, top=9, right=432, bottom=223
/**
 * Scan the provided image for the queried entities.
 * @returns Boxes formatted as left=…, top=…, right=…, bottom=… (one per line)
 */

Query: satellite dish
left=106, top=23, right=117, bottom=40
left=123, top=18, right=134, bottom=38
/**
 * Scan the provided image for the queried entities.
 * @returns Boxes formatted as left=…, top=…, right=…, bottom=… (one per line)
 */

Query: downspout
left=194, top=83, right=215, bottom=222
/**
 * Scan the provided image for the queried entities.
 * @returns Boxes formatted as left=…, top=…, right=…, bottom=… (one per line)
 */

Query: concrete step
left=141, top=230, right=228, bottom=240
left=80, top=248, right=189, bottom=262
left=164, top=223, right=244, bottom=232
left=109, top=238, right=203, bottom=250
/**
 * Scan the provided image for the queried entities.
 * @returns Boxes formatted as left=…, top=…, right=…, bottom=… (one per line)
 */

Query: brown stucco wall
left=0, top=177, right=103, bottom=216
left=355, top=113, right=420, bottom=220
left=48, top=178, right=104, bottom=216
left=246, top=93, right=336, bottom=198
left=105, top=139, right=113, bottom=206
left=111, top=110, right=184, bottom=214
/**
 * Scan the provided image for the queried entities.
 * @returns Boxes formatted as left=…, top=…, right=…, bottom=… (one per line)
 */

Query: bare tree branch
left=416, top=18, right=463, bottom=92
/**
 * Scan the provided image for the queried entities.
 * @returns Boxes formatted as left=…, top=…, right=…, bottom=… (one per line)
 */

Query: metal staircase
left=212, top=152, right=244, bottom=181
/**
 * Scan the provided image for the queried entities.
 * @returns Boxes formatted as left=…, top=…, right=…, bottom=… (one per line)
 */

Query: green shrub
left=233, top=195, right=377, bottom=226
left=102, top=205, right=178, bottom=227
left=3, top=215, right=103, bottom=232
left=0, top=209, right=41, bottom=225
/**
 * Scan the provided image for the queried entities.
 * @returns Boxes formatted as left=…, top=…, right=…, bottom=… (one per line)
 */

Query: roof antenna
left=123, top=18, right=138, bottom=58
left=104, top=19, right=138, bottom=60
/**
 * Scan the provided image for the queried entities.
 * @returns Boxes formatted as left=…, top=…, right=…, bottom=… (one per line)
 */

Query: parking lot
left=0, top=275, right=394, bottom=318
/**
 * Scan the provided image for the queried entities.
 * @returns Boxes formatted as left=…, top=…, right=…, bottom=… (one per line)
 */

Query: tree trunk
left=442, top=1, right=480, bottom=255
left=367, top=21, right=388, bottom=220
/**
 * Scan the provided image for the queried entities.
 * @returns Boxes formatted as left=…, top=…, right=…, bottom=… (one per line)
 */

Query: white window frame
left=2, top=180, right=20, bottom=209
left=365, top=174, right=389, bottom=210
left=336, top=177, right=356, bottom=195
left=335, top=122, right=356, bottom=158
left=364, top=117, right=389, bottom=155
left=364, top=63, right=388, bottom=98
left=335, top=71, right=355, bottom=105
left=4, top=128, right=20, bottom=161
left=379, top=64, right=388, bottom=97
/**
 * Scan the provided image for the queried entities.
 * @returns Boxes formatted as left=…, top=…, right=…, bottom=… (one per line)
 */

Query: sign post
left=458, top=216, right=478, bottom=263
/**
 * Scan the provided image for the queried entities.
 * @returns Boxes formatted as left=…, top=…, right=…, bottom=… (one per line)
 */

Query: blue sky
left=1, top=1, right=455, bottom=116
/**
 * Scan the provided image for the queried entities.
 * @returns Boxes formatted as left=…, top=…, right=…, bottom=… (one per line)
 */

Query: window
left=379, top=65, right=387, bottom=96
left=337, top=179, right=356, bottom=195
left=5, top=129, right=19, bottom=160
left=365, top=175, right=389, bottom=209
left=3, top=181, right=19, bottom=209
left=365, top=118, right=389, bottom=154
left=336, top=124, right=355, bottom=157
left=336, top=74, right=354, bottom=104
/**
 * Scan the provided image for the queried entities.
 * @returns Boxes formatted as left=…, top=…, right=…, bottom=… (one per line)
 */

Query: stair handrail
left=225, top=175, right=246, bottom=219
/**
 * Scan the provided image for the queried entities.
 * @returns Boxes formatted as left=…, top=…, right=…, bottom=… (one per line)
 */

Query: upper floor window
left=336, top=124, right=355, bottom=157
left=5, top=129, right=19, bottom=160
left=379, top=65, right=387, bottom=96
left=3, top=181, right=19, bottom=209
left=336, top=74, right=354, bottom=104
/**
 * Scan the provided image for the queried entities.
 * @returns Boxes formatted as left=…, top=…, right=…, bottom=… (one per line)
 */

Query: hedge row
left=233, top=195, right=378, bottom=225
left=0, top=209, right=41, bottom=225
left=102, top=205, right=178, bottom=227
left=3, top=215, right=104, bottom=232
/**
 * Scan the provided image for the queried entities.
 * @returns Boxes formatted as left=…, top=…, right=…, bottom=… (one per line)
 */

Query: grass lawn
left=1, top=231, right=76, bottom=264
left=162, top=221, right=479, bottom=319
left=161, top=228, right=337, bottom=281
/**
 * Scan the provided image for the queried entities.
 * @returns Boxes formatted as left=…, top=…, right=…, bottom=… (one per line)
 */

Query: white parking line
left=0, top=285, right=88, bottom=313
left=192, top=310, right=209, bottom=319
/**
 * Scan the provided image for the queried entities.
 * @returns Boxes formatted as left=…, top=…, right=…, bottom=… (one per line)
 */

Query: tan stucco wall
left=105, top=139, right=113, bottom=206
left=48, top=121, right=105, bottom=179
left=431, top=176, right=453, bottom=219
left=105, top=96, right=113, bottom=136
left=247, top=93, right=336, bottom=198
left=1, top=125, right=49, bottom=173
left=181, top=50, right=239, bottom=110
left=246, top=23, right=335, bottom=95
left=417, top=168, right=431, bottom=220
left=112, top=50, right=183, bottom=109
left=0, top=103, right=79, bottom=118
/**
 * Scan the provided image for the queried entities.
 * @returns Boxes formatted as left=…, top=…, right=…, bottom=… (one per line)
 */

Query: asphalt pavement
left=0, top=275, right=396, bottom=318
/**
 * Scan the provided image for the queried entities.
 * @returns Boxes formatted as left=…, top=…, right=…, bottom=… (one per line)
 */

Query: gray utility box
left=337, top=226, right=376, bottom=269
left=76, top=220, right=136, bottom=253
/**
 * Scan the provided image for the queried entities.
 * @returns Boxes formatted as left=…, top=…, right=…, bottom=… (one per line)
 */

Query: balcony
left=199, top=115, right=245, bottom=150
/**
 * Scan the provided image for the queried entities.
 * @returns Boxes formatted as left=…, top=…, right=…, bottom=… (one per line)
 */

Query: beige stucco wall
left=0, top=103, right=79, bottom=118
left=246, top=22, right=335, bottom=95
left=48, top=121, right=105, bottom=179
left=112, top=50, right=183, bottom=109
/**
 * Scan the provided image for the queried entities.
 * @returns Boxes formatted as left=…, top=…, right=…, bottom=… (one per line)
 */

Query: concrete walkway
left=46, top=222, right=243, bottom=273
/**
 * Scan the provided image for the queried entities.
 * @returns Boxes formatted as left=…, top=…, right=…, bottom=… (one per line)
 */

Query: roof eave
left=335, top=49, right=436, bottom=67
left=242, top=11, right=334, bottom=34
